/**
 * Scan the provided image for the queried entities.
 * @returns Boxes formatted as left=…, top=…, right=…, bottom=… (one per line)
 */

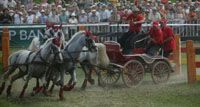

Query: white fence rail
left=0, top=22, right=200, bottom=41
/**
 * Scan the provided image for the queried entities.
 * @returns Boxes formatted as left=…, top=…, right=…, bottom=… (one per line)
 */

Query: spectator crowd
left=0, top=0, right=200, bottom=25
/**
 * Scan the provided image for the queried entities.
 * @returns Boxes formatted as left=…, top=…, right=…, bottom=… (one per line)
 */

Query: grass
left=0, top=69, right=196, bottom=107
left=0, top=65, right=199, bottom=107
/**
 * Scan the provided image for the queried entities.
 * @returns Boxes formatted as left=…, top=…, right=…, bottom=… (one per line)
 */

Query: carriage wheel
left=151, top=60, right=170, bottom=84
left=99, top=63, right=121, bottom=86
left=122, top=60, right=144, bottom=88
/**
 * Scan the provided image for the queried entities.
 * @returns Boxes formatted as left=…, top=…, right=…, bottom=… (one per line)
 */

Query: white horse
left=56, top=31, right=97, bottom=91
left=47, top=42, right=110, bottom=92
left=0, top=37, right=63, bottom=99
left=79, top=43, right=110, bottom=89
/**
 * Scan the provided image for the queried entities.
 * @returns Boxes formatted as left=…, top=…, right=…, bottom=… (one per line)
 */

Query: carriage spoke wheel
left=122, top=60, right=144, bottom=88
left=99, top=64, right=121, bottom=86
left=151, top=61, right=170, bottom=84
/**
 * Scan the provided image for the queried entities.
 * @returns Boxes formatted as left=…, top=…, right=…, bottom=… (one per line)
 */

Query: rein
left=31, top=44, right=55, bottom=66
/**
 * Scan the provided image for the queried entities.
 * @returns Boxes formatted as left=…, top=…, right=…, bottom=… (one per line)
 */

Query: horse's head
left=53, top=24, right=65, bottom=48
left=44, top=21, right=57, bottom=38
left=49, top=37, right=63, bottom=63
left=84, top=30, right=97, bottom=52
left=53, top=24, right=63, bottom=38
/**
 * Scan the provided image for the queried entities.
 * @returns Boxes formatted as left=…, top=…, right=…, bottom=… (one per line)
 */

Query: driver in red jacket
left=160, top=19, right=176, bottom=57
left=118, top=6, right=145, bottom=54
left=146, top=21, right=163, bottom=56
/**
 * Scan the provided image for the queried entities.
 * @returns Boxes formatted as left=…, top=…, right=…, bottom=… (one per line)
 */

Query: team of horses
left=0, top=24, right=109, bottom=100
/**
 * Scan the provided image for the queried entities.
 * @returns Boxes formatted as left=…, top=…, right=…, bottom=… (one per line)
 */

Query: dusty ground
left=1, top=65, right=200, bottom=107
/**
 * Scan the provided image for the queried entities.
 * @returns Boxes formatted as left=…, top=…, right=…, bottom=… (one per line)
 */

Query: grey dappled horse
left=29, top=28, right=99, bottom=93
left=79, top=43, right=110, bottom=89
left=0, top=37, right=63, bottom=99
left=47, top=31, right=97, bottom=93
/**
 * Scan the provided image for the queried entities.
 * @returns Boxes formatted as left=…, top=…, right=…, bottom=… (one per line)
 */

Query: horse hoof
left=63, top=85, right=72, bottom=91
left=63, top=84, right=75, bottom=91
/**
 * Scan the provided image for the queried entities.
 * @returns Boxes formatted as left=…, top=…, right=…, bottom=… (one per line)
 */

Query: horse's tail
left=28, top=37, right=40, bottom=51
left=96, top=43, right=110, bottom=67
left=1, top=51, right=21, bottom=81
left=0, top=51, right=21, bottom=95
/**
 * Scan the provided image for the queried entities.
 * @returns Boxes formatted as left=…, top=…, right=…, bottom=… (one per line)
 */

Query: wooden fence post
left=186, top=40, right=196, bottom=84
left=2, top=27, right=10, bottom=72
left=174, top=35, right=181, bottom=73
left=79, top=25, right=85, bottom=31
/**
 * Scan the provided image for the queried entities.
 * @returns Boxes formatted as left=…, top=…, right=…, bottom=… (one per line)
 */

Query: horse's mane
left=40, top=38, right=53, bottom=49
left=95, top=43, right=110, bottom=67
left=65, top=31, right=85, bottom=46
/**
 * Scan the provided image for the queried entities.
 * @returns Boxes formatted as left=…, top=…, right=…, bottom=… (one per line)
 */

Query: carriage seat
left=104, top=41, right=134, bottom=63
left=104, top=41, right=122, bottom=52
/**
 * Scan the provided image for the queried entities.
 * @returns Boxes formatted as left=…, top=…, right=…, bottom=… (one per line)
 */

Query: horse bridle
left=44, top=28, right=54, bottom=38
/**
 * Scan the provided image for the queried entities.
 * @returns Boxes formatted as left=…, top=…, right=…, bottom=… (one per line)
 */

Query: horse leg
left=59, top=69, right=65, bottom=100
left=41, top=77, right=50, bottom=96
left=48, top=71, right=60, bottom=94
left=70, top=69, right=77, bottom=90
left=88, top=67, right=95, bottom=85
left=96, top=68, right=103, bottom=86
left=6, top=71, right=26, bottom=97
left=48, top=84, right=55, bottom=94
left=19, top=75, right=31, bottom=98
left=63, top=78, right=73, bottom=91
left=33, top=78, right=40, bottom=91
left=0, top=66, right=17, bottom=95
left=0, top=82, right=5, bottom=95
left=31, top=78, right=41, bottom=96
left=80, top=63, right=88, bottom=90
left=31, top=78, right=45, bottom=96
left=63, top=69, right=77, bottom=91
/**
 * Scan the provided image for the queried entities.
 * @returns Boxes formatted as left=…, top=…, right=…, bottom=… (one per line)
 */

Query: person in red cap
left=146, top=21, right=163, bottom=56
left=118, top=6, right=145, bottom=54
left=160, top=19, right=176, bottom=57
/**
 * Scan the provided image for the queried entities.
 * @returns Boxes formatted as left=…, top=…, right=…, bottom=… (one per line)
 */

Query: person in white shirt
left=39, top=10, right=47, bottom=24
left=107, top=4, right=113, bottom=18
left=78, top=10, right=88, bottom=23
left=14, top=11, right=23, bottom=24
left=59, top=8, right=68, bottom=24
left=68, top=12, right=78, bottom=38
left=6, top=0, right=16, bottom=8
left=1, top=0, right=7, bottom=8
left=148, top=7, right=161, bottom=21
left=88, top=9, right=100, bottom=23
left=99, top=5, right=110, bottom=22
left=26, top=10, right=35, bottom=24
left=48, top=9, right=60, bottom=24
left=34, top=6, right=41, bottom=18
left=57, top=5, right=62, bottom=15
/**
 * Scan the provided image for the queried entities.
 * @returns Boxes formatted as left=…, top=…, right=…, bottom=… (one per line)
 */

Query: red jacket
left=162, top=26, right=176, bottom=51
left=149, top=27, right=163, bottom=45
left=127, top=13, right=144, bottom=33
